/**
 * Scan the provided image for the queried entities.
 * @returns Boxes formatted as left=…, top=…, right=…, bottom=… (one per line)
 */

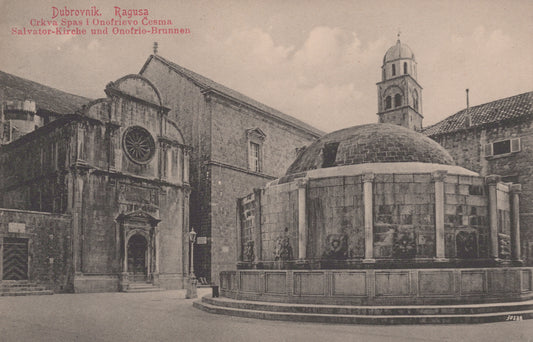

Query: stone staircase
left=194, top=296, right=533, bottom=324
left=124, top=282, right=163, bottom=293
left=0, top=281, right=53, bottom=296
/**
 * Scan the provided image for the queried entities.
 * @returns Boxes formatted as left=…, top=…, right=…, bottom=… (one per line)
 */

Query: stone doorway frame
left=116, top=210, right=160, bottom=291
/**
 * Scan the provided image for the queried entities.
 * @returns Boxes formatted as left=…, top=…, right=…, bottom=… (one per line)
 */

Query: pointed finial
left=153, top=42, right=158, bottom=55
left=397, top=30, right=401, bottom=42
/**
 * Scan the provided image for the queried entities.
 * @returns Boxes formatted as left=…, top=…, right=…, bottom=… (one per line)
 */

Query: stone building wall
left=0, top=209, right=72, bottom=292
left=373, top=174, right=435, bottom=259
left=260, top=181, right=299, bottom=262
left=209, top=165, right=277, bottom=282
left=140, top=56, right=320, bottom=283
left=209, top=98, right=310, bottom=176
left=208, top=97, right=317, bottom=280
left=0, top=119, right=76, bottom=212
left=238, top=172, right=510, bottom=266
left=307, top=177, right=365, bottom=260
left=431, top=118, right=533, bottom=262
left=443, top=175, right=489, bottom=259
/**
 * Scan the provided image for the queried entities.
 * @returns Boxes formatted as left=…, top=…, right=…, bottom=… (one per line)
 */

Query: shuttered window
left=484, top=138, right=521, bottom=157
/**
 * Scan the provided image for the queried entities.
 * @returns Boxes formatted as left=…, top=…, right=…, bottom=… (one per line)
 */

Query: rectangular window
left=249, top=142, right=260, bottom=172
left=484, top=138, right=521, bottom=157
left=493, top=140, right=510, bottom=155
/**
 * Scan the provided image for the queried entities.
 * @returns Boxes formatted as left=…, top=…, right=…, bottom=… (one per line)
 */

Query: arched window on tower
left=394, top=94, right=402, bottom=107
left=385, top=96, right=391, bottom=109
left=404, top=62, right=408, bottom=74
left=413, top=92, right=419, bottom=111
left=392, top=64, right=396, bottom=76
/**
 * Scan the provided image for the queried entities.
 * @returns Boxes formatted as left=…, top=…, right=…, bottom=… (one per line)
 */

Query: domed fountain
left=196, top=123, right=533, bottom=324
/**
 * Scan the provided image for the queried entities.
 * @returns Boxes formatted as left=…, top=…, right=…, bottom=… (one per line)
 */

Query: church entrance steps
left=193, top=296, right=533, bottom=324
left=124, top=282, right=163, bottom=293
left=0, top=281, right=53, bottom=296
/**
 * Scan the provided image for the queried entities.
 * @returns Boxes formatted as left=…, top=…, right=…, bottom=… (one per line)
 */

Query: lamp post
left=186, top=228, right=198, bottom=299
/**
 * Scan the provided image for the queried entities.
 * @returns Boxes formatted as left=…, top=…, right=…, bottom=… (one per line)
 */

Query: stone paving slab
left=1, top=289, right=533, bottom=342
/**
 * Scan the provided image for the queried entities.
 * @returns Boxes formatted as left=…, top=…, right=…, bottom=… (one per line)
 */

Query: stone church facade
left=0, top=74, right=191, bottom=292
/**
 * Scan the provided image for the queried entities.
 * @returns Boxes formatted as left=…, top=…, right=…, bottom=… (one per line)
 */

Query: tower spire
left=153, top=42, right=159, bottom=55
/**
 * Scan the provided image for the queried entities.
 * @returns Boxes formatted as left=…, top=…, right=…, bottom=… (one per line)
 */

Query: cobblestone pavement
left=1, top=289, right=533, bottom=342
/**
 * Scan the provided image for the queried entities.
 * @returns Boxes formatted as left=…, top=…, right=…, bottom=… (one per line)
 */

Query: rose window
left=123, top=126, right=155, bottom=164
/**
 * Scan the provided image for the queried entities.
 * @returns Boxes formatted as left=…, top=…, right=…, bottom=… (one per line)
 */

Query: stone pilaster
left=154, top=228, right=160, bottom=275
left=363, top=173, right=375, bottom=262
left=510, top=184, right=522, bottom=261
left=297, top=178, right=308, bottom=260
left=253, top=188, right=263, bottom=264
left=122, top=227, right=128, bottom=273
left=432, top=171, right=447, bottom=261
left=236, top=198, right=243, bottom=262
left=486, top=175, right=501, bottom=260
left=183, top=149, right=190, bottom=183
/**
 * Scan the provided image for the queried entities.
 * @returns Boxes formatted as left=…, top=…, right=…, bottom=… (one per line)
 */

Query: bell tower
left=377, top=36, right=423, bottom=131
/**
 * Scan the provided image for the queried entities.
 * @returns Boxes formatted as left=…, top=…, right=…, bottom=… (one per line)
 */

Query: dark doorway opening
left=128, top=234, right=148, bottom=282
left=3, top=238, right=28, bottom=280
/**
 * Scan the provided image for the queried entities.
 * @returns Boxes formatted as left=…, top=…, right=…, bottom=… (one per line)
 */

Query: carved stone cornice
left=431, top=170, right=447, bottom=182
left=510, top=183, right=522, bottom=193
left=363, top=173, right=375, bottom=183
left=296, top=177, right=309, bottom=189
left=485, top=174, right=501, bottom=185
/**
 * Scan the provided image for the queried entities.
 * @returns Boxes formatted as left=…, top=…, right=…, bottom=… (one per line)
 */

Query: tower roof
left=383, top=39, right=415, bottom=64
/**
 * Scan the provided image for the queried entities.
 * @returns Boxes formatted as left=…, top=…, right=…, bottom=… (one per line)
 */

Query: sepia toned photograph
left=0, top=0, right=532, bottom=341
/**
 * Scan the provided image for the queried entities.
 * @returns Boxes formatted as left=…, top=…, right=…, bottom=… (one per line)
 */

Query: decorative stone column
left=297, top=178, right=308, bottom=260
left=122, top=230, right=128, bottom=273
left=432, top=171, right=447, bottom=261
left=120, top=228, right=129, bottom=291
left=510, top=184, right=522, bottom=261
left=486, top=175, right=501, bottom=260
left=253, top=188, right=263, bottom=265
left=363, top=173, right=375, bottom=262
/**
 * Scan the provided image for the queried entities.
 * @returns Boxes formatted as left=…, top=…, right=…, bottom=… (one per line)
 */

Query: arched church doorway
left=127, top=234, right=148, bottom=282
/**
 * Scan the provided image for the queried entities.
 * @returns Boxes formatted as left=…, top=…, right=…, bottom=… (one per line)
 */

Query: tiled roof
left=141, top=55, right=324, bottom=137
left=0, top=70, right=91, bottom=115
left=423, top=91, right=533, bottom=136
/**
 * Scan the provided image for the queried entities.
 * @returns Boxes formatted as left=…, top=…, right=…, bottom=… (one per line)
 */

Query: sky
left=1, top=0, right=532, bottom=133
